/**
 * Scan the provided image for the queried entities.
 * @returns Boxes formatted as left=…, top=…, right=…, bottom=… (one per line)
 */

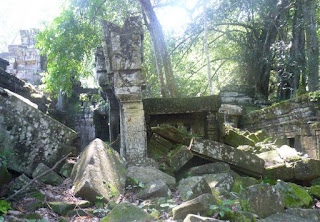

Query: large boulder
left=190, top=138, right=265, bottom=176
left=239, top=184, right=284, bottom=218
left=126, top=166, right=176, bottom=188
left=0, top=87, right=77, bottom=176
left=71, top=139, right=126, bottom=203
left=275, top=181, right=312, bottom=208
left=137, top=179, right=171, bottom=200
left=100, top=202, right=153, bottom=222
left=172, top=194, right=218, bottom=220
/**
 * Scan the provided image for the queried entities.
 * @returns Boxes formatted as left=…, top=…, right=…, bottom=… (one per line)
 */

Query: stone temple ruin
left=1, top=16, right=320, bottom=221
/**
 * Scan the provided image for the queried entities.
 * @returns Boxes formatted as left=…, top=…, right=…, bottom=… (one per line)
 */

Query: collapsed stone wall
left=242, top=93, right=320, bottom=159
left=0, top=29, right=46, bottom=85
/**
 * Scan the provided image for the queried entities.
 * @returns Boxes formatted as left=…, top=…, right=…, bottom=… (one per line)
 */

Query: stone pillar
left=101, top=17, right=147, bottom=161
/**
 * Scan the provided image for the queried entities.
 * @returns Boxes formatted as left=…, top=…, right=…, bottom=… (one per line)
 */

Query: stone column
left=101, top=17, right=147, bottom=162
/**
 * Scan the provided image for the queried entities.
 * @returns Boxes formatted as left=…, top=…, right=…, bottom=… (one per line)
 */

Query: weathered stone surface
left=47, top=202, right=76, bottom=216
left=286, top=208, right=320, bottom=221
left=265, top=163, right=295, bottom=180
left=275, top=181, right=312, bottom=208
left=260, top=213, right=312, bottom=222
left=32, top=163, right=63, bottom=186
left=100, top=202, right=153, bottom=222
left=0, top=87, right=77, bottom=176
left=152, top=125, right=191, bottom=145
left=184, top=214, right=223, bottom=222
left=59, top=160, right=75, bottom=178
left=223, top=211, right=257, bottom=222
left=126, top=166, right=176, bottom=188
left=178, top=177, right=212, bottom=201
left=186, top=162, right=230, bottom=177
left=294, top=159, right=320, bottom=181
left=71, top=139, right=126, bottom=203
left=224, top=129, right=255, bottom=147
left=190, top=138, right=265, bottom=176
left=276, top=145, right=302, bottom=161
left=147, top=133, right=174, bottom=161
left=257, top=150, right=284, bottom=167
left=172, top=194, right=218, bottom=220
left=219, top=104, right=242, bottom=127
left=168, top=145, right=193, bottom=172
left=137, top=179, right=171, bottom=200
left=232, top=176, right=259, bottom=193
left=8, top=174, right=40, bottom=200
left=0, top=162, right=12, bottom=188
left=239, top=184, right=284, bottom=218
left=203, top=173, right=234, bottom=194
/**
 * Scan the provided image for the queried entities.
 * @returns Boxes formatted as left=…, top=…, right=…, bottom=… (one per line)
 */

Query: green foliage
left=210, top=199, right=235, bottom=218
left=0, top=200, right=12, bottom=215
left=126, top=177, right=145, bottom=190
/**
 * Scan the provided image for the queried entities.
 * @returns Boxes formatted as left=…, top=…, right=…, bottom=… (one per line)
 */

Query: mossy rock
left=224, top=129, right=255, bottom=147
left=100, top=202, right=153, bottom=222
left=47, top=202, right=76, bottom=216
left=223, top=210, right=257, bottom=222
left=275, top=181, right=312, bottom=208
left=151, top=125, right=192, bottom=145
left=309, top=185, right=320, bottom=198
left=232, top=177, right=259, bottom=193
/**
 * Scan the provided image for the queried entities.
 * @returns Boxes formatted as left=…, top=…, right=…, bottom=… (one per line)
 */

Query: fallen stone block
left=147, top=133, right=174, bottom=161
left=172, top=194, right=218, bottom=220
left=232, top=176, right=259, bottom=193
left=32, top=163, right=63, bottom=186
left=168, top=145, right=193, bottom=172
left=224, top=129, right=255, bottom=147
left=0, top=87, right=77, bottom=176
left=8, top=174, right=42, bottom=201
left=184, top=214, right=223, bottom=222
left=178, top=177, right=212, bottom=201
left=152, top=125, right=191, bottom=145
left=126, top=166, right=176, bottom=188
left=100, top=202, right=153, bottom=222
left=239, top=184, right=284, bottom=218
left=265, top=163, right=295, bottom=181
left=294, top=159, right=320, bottom=181
left=186, top=162, right=230, bottom=177
left=190, top=138, right=265, bottom=176
left=137, top=179, right=171, bottom=200
left=71, top=138, right=126, bottom=203
left=203, top=173, right=234, bottom=194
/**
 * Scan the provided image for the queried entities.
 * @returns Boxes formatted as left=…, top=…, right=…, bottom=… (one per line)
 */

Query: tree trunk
left=303, top=0, right=319, bottom=92
left=138, top=0, right=177, bottom=97
left=203, top=4, right=213, bottom=95
left=288, top=0, right=306, bottom=94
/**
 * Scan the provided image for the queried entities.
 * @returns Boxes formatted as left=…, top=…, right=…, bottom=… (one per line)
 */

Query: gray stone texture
left=0, top=87, right=77, bottom=176
left=71, top=139, right=126, bottom=203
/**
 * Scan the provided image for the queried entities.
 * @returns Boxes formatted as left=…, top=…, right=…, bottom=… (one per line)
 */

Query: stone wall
left=242, top=93, right=320, bottom=158
left=0, top=29, right=45, bottom=85
left=220, top=85, right=255, bottom=106
left=143, top=96, right=221, bottom=140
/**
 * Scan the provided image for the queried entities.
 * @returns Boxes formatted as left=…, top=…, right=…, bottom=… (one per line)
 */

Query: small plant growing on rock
left=210, top=199, right=235, bottom=218
left=0, top=200, right=12, bottom=215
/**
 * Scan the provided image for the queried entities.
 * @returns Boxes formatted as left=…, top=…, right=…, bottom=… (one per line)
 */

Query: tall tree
left=138, top=0, right=177, bottom=97
left=303, top=0, right=319, bottom=92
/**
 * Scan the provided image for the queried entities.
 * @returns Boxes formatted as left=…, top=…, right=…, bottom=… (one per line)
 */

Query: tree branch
left=6, top=153, right=72, bottom=201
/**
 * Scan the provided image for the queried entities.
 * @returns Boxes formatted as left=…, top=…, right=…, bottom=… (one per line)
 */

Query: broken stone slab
left=178, top=177, right=212, bottom=201
left=183, top=214, right=224, bottom=222
left=0, top=87, right=77, bottom=176
left=203, top=173, right=234, bottom=194
left=59, top=160, right=75, bottom=178
left=172, top=193, right=218, bottom=220
left=276, top=145, right=302, bottom=161
left=265, top=163, right=295, bottom=181
left=32, top=163, right=63, bottom=186
left=257, top=150, right=285, bottom=168
left=186, top=162, right=231, bottom=177
left=294, top=159, right=320, bottom=181
left=190, top=138, right=265, bottom=177
left=47, top=202, right=76, bottom=216
left=126, top=166, right=176, bottom=188
left=71, top=138, right=126, bottom=203
left=152, top=125, right=192, bottom=145
left=223, top=128, right=255, bottom=147
left=147, top=133, right=175, bottom=161
left=275, top=181, right=312, bottom=208
left=168, top=145, right=193, bottom=172
left=239, top=184, right=285, bottom=218
left=137, top=179, right=171, bottom=200
left=100, top=202, right=153, bottom=222
left=285, top=208, right=320, bottom=221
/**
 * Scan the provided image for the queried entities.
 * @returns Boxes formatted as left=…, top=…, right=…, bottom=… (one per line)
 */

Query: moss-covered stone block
left=32, top=163, right=63, bottom=186
left=275, top=181, right=312, bottom=208
left=223, top=210, right=257, bottom=222
left=294, top=159, right=320, bottom=181
left=168, top=145, right=193, bottom=172
left=151, top=125, right=192, bottom=145
left=265, top=164, right=295, bottom=181
left=147, top=133, right=174, bottom=161
left=186, top=162, right=231, bottom=177
left=0, top=162, right=12, bottom=188
left=100, top=202, right=153, bottom=222
left=224, top=129, right=255, bottom=147
left=232, top=177, right=259, bottom=193
left=178, top=176, right=212, bottom=201
left=47, top=202, right=76, bottom=216
left=309, top=185, right=320, bottom=198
